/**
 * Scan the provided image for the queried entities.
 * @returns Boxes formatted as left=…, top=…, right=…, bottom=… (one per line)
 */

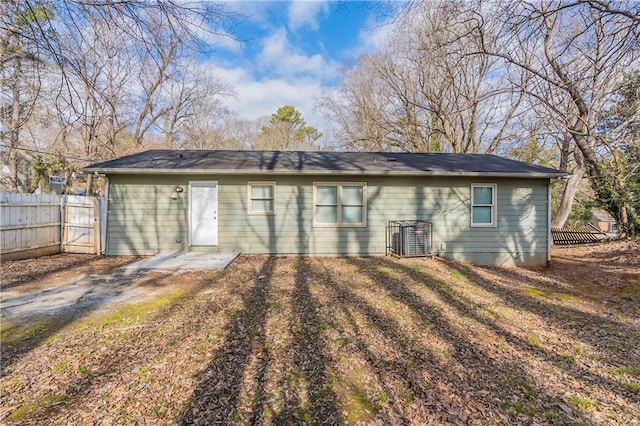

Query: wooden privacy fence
left=551, top=225, right=608, bottom=245
left=63, top=195, right=101, bottom=254
left=0, top=193, right=106, bottom=261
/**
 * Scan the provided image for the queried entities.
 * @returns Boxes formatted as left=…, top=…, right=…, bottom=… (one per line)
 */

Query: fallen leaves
left=1, top=241, right=639, bottom=424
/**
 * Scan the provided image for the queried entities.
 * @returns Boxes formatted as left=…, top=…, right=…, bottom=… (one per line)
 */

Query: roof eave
left=83, top=167, right=566, bottom=179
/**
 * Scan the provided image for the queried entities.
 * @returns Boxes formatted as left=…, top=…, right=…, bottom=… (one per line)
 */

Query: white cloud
left=288, top=0, right=329, bottom=31
left=201, top=29, right=244, bottom=52
left=207, top=63, right=328, bottom=133
left=190, top=3, right=371, bottom=137
left=258, top=28, right=338, bottom=81
left=343, top=13, right=395, bottom=59
left=220, top=1, right=273, bottom=26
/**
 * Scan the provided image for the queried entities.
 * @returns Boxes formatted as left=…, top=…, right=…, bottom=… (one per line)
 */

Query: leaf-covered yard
left=1, top=241, right=639, bottom=425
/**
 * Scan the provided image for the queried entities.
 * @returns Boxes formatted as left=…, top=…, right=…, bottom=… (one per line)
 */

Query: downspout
left=547, top=179, right=552, bottom=267
left=103, top=176, right=109, bottom=255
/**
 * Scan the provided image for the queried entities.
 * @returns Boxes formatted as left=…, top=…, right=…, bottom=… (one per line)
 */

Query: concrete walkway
left=119, top=251, right=240, bottom=273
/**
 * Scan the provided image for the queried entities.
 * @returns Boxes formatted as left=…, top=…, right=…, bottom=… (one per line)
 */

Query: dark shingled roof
left=84, top=150, right=566, bottom=178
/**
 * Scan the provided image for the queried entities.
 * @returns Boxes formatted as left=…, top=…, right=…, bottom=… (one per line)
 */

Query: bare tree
left=0, top=1, right=48, bottom=192
left=320, top=0, right=524, bottom=154
left=319, top=56, right=399, bottom=151
left=160, top=61, right=235, bottom=149
left=8, top=1, right=239, bottom=69
left=1, top=0, right=241, bottom=156
left=130, top=15, right=185, bottom=147
left=53, top=17, right=133, bottom=161
left=477, top=0, right=640, bottom=232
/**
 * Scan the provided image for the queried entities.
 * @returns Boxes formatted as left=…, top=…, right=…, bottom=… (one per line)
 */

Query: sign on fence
left=49, top=176, right=67, bottom=185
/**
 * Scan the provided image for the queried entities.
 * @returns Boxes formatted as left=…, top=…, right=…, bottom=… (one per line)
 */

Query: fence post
left=93, top=196, right=98, bottom=255
left=99, top=196, right=107, bottom=255
left=60, top=196, right=65, bottom=252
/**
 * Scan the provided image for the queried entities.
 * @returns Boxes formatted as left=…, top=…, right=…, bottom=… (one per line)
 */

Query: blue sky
left=202, top=1, right=397, bottom=134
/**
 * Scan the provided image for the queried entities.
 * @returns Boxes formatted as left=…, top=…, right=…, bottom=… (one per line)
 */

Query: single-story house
left=84, top=150, right=567, bottom=266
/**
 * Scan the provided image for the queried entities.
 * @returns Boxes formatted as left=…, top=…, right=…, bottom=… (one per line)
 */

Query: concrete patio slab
left=120, top=251, right=240, bottom=273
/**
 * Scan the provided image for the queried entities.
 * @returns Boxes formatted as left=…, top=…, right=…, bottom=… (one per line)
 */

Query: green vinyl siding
left=106, top=176, right=189, bottom=255
left=105, top=174, right=549, bottom=266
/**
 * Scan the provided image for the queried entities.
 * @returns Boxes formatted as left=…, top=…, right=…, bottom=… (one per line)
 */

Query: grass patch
left=608, top=366, right=640, bottom=377
left=512, top=401, right=538, bottom=416
left=506, top=374, right=535, bottom=396
left=624, top=382, right=640, bottom=394
left=330, top=367, right=381, bottom=425
left=52, top=357, right=69, bottom=375
left=522, top=287, right=575, bottom=301
left=622, top=278, right=640, bottom=301
left=74, top=288, right=184, bottom=330
left=568, top=395, right=595, bottom=412
left=136, top=365, right=155, bottom=383
left=0, top=320, right=50, bottom=347
left=151, top=402, right=168, bottom=418
left=100, top=298, right=172, bottom=327
left=343, top=386, right=380, bottom=425
left=450, top=269, right=471, bottom=280
left=0, top=322, right=17, bottom=335
left=526, top=333, right=544, bottom=350
left=6, top=394, right=67, bottom=422
left=434, top=279, right=457, bottom=299
left=572, top=343, right=600, bottom=360
left=545, top=410, right=559, bottom=422
left=0, top=376, right=22, bottom=393
left=496, top=342, right=512, bottom=353
left=558, top=353, right=576, bottom=364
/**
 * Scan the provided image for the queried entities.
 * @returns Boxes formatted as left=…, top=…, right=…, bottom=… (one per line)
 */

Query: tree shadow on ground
left=339, top=257, right=600, bottom=424
left=444, top=259, right=640, bottom=364
left=378, top=257, right=639, bottom=408
left=180, top=256, right=343, bottom=425
left=0, top=272, right=168, bottom=378
left=180, top=256, right=276, bottom=425
left=269, top=257, right=342, bottom=423
left=9, top=271, right=216, bottom=423
left=0, top=254, right=128, bottom=290
left=6, top=255, right=635, bottom=424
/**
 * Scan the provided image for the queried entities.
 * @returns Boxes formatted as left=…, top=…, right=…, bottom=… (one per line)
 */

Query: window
left=248, top=182, right=276, bottom=215
left=471, top=184, right=496, bottom=227
left=314, top=183, right=366, bottom=227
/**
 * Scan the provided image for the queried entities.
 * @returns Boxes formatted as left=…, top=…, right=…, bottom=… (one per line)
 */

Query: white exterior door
left=190, top=181, right=218, bottom=246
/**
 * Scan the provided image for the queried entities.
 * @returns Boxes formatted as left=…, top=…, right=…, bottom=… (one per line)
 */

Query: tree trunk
left=8, top=57, right=21, bottom=192
left=86, top=173, right=94, bottom=196
left=8, top=148, right=19, bottom=193
left=551, top=165, right=585, bottom=228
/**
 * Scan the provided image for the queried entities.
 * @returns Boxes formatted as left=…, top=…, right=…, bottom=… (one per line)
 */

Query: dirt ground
left=503, top=240, right=639, bottom=314
left=1, top=254, right=138, bottom=291
left=1, top=254, right=149, bottom=330
left=1, top=241, right=638, bottom=425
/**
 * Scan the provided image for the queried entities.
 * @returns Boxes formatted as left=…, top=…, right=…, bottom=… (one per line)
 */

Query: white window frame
left=247, top=181, right=276, bottom=215
left=313, top=182, right=367, bottom=227
left=470, top=183, right=497, bottom=227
